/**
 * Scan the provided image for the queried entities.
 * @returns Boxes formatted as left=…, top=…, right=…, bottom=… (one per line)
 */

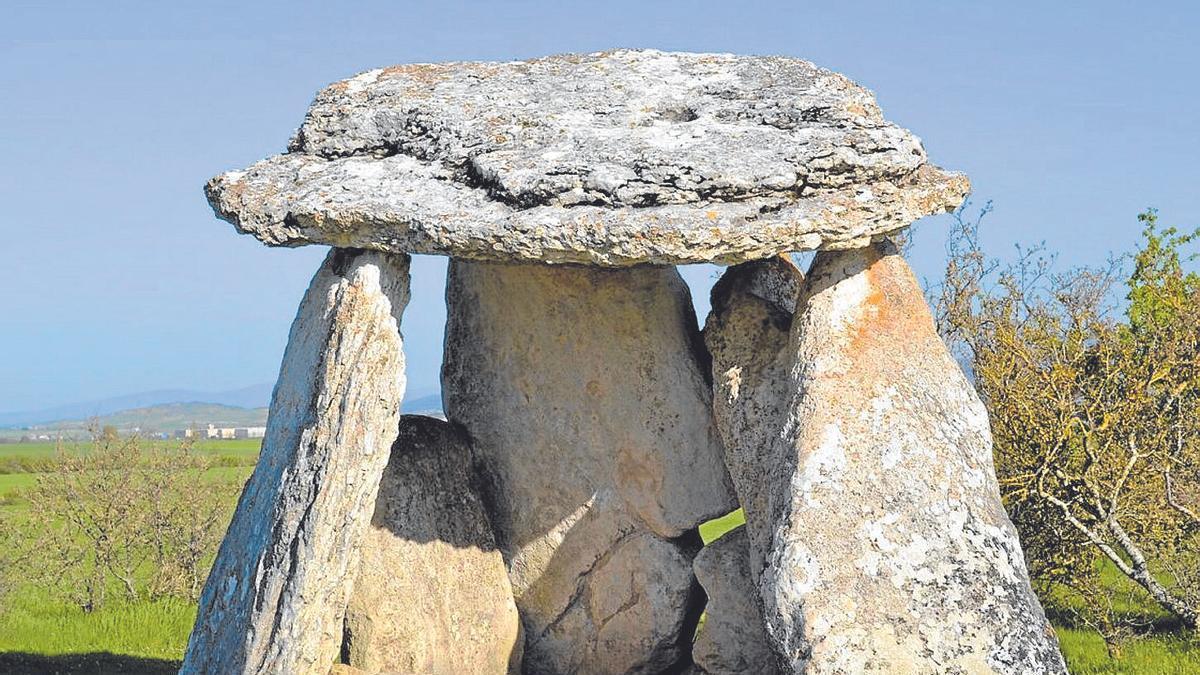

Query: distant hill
left=0, top=384, right=274, bottom=428
left=22, top=402, right=269, bottom=434
left=0, top=383, right=444, bottom=436
left=403, top=393, right=443, bottom=414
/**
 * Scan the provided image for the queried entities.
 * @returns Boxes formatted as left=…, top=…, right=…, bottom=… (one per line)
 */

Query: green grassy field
left=0, top=438, right=261, bottom=479
left=1, top=444, right=1196, bottom=673
left=0, top=586, right=196, bottom=662
left=0, top=473, right=37, bottom=497
left=0, top=438, right=262, bottom=461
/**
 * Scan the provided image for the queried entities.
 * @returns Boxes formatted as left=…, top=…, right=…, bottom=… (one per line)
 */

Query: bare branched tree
left=11, top=428, right=239, bottom=611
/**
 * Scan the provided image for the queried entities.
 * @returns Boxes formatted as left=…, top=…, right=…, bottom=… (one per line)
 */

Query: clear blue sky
left=2, top=1, right=1197, bottom=412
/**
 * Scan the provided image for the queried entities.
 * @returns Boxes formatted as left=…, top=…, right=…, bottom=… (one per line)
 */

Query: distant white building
left=174, top=424, right=266, bottom=440
left=175, top=424, right=219, bottom=440
left=235, top=426, right=267, bottom=439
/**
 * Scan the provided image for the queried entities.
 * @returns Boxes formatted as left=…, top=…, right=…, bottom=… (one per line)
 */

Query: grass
left=699, top=507, right=745, bottom=544
left=1058, top=628, right=1200, bottom=674
left=0, top=438, right=261, bottom=463
left=0, top=441, right=254, bottom=670
left=0, top=473, right=37, bottom=499
left=0, top=586, right=195, bottom=663
left=0, top=439, right=260, bottom=475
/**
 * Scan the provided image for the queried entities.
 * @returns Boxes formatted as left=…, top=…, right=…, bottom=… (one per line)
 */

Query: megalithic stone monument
left=185, top=49, right=1065, bottom=675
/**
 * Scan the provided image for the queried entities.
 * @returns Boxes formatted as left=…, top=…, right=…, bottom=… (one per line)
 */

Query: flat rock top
left=208, top=50, right=967, bottom=265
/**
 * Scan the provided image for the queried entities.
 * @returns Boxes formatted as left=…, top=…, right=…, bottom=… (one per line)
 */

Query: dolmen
left=182, top=50, right=1067, bottom=674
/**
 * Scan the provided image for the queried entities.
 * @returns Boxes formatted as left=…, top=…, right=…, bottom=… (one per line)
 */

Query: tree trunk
left=1104, top=517, right=1199, bottom=629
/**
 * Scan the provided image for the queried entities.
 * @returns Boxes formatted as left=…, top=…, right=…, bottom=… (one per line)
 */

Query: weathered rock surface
left=759, top=242, right=1066, bottom=674
left=342, top=415, right=522, bottom=674
left=181, top=249, right=410, bottom=675
left=443, top=260, right=734, bottom=673
left=206, top=50, right=968, bottom=266
left=703, top=256, right=804, bottom=575
left=692, top=527, right=780, bottom=675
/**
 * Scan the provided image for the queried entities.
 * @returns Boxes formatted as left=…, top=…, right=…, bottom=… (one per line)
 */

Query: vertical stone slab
left=692, top=527, right=780, bottom=675
left=443, top=260, right=735, bottom=674
left=703, top=255, right=804, bottom=575
left=760, top=242, right=1065, bottom=673
left=341, top=415, right=522, bottom=674
left=182, top=249, right=411, bottom=675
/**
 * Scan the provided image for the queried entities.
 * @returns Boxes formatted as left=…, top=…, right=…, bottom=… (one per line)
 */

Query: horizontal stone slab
left=206, top=50, right=967, bottom=265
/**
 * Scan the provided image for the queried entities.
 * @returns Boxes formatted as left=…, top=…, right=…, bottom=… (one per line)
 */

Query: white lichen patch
left=797, top=423, right=847, bottom=507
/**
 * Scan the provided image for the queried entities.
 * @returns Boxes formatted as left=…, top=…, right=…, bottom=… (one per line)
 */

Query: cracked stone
left=692, top=527, right=780, bottom=675
left=703, top=255, right=804, bottom=577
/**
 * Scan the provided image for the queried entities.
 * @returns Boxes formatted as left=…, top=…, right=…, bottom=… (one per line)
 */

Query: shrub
left=7, top=431, right=239, bottom=612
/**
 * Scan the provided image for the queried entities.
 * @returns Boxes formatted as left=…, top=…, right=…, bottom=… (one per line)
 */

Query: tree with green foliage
left=933, top=206, right=1200, bottom=650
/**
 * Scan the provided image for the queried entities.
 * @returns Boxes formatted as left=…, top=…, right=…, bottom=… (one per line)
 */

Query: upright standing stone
left=759, top=242, right=1065, bottom=674
left=443, top=260, right=735, bottom=674
left=703, top=255, right=804, bottom=575
left=341, top=415, right=522, bottom=674
left=691, top=527, right=780, bottom=675
left=182, top=249, right=411, bottom=675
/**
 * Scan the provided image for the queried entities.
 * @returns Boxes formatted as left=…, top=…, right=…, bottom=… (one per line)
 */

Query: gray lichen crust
left=206, top=49, right=968, bottom=265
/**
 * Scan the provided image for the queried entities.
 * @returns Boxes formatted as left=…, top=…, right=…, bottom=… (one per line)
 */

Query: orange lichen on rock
left=846, top=244, right=942, bottom=371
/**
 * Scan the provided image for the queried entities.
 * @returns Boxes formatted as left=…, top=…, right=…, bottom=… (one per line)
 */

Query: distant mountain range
left=403, top=393, right=442, bottom=414
left=20, top=402, right=272, bottom=434
left=0, top=384, right=444, bottom=430
left=0, top=384, right=276, bottom=428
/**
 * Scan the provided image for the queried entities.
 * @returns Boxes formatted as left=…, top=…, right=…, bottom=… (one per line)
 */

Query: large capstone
left=182, top=249, right=410, bottom=675
left=443, top=260, right=735, bottom=673
left=692, top=527, right=780, bottom=675
left=205, top=50, right=967, bottom=266
left=758, top=242, right=1066, bottom=673
left=703, top=255, right=804, bottom=575
left=341, top=415, right=522, bottom=674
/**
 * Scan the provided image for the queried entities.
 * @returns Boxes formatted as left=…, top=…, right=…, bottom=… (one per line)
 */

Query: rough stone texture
left=342, top=415, right=522, bottom=674
left=443, top=260, right=734, bottom=673
left=759, top=242, right=1066, bottom=674
left=181, top=249, right=410, bottom=675
left=206, top=50, right=968, bottom=266
left=703, top=255, right=803, bottom=575
left=692, top=527, right=780, bottom=675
